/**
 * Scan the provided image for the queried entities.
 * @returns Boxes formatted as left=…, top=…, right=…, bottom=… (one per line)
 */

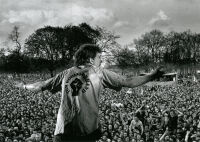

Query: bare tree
left=9, top=25, right=22, bottom=55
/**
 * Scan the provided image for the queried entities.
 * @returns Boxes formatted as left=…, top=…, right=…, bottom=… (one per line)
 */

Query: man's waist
left=63, top=120, right=100, bottom=136
left=55, top=128, right=102, bottom=141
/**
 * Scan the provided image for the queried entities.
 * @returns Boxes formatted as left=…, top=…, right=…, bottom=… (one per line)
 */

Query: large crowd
left=0, top=73, right=200, bottom=142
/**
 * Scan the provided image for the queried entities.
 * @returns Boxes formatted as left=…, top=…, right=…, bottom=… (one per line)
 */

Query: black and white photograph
left=1, top=0, right=200, bottom=142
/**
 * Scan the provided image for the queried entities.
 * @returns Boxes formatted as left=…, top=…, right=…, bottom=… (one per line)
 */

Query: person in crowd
left=129, top=113, right=144, bottom=137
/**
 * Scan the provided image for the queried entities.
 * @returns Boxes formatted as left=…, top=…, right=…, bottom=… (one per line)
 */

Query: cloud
left=148, top=10, right=170, bottom=27
left=2, top=3, right=114, bottom=26
left=1, top=0, right=200, bottom=47
left=113, top=21, right=130, bottom=28
left=3, top=10, right=45, bottom=25
left=69, top=4, right=114, bottom=25
left=0, top=3, right=114, bottom=47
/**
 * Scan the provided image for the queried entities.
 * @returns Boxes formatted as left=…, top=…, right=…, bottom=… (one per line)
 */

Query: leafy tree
left=192, top=33, right=200, bottom=63
left=25, top=23, right=101, bottom=76
left=164, top=30, right=196, bottom=64
left=134, top=29, right=165, bottom=64
left=0, top=48, right=5, bottom=57
left=114, top=46, right=137, bottom=68
left=25, top=26, right=63, bottom=76
left=134, top=39, right=151, bottom=65
left=62, top=23, right=101, bottom=62
left=96, top=26, right=121, bottom=64
left=96, top=27, right=120, bottom=50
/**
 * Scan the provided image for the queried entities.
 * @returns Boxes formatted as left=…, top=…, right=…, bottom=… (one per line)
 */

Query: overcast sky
left=1, top=0, right=200, bottom=48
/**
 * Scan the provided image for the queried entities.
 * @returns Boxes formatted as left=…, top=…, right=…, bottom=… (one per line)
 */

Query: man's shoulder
left=61, top=66, right=77, bottom=75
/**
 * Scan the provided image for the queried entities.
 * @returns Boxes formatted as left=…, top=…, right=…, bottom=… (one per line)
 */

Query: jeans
left=53, top=128, right=102, bottom=142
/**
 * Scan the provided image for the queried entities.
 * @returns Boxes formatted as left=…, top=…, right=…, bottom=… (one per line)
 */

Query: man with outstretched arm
left=15, top=44, right=164, bottom=142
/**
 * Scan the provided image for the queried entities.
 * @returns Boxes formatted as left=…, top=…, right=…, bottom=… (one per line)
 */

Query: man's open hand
left=151, top=66, right=165, bottom=81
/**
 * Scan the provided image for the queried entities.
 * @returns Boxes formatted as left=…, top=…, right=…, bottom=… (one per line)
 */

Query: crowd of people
left=0, top=74, right=58, bottom=142
left=1, top=73, right=200, bottom=142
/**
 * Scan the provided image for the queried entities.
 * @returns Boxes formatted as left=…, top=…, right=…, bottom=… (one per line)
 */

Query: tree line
left=1, top=24, right=200, bottom=76
left=115, top=29, right=200, bottom=68
left=0, top=23, right=119, bottom=76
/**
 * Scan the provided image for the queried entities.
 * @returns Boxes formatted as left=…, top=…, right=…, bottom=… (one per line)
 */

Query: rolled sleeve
left=42, top=70, right=68, bottom=93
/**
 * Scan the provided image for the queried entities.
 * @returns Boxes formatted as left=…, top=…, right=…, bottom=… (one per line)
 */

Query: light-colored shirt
left=42, top=65, right=124, bottom=135
left=129, top=119, right=143, bottom=134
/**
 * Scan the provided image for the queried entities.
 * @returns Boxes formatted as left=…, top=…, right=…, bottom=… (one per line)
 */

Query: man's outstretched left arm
left=15, top=70, right=67, bottom=93
left=15, top=78, right=54, bottom=92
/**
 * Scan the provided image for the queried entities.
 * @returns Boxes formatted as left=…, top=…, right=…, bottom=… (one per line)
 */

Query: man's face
left=154, top=138, right=159, bottom=142
left=134, top=116, right=139, bottom=121
left=170, top=111, right=174, bottom=117
left=165, top=135, right=170, bottom=141
left=108, top=125, right=112, bottom=130
left=93, top=53, right=102, bottom=67
left=131, top=139, right=136, bottom=142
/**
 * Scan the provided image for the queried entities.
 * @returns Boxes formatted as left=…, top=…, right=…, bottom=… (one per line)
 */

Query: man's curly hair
left=74, top=44, right=102, bottom=66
